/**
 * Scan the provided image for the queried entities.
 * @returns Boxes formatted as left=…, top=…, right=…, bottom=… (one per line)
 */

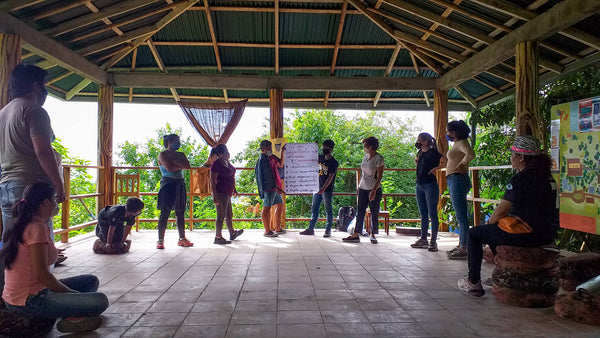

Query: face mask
left=265, top=150, right=273, bottom=157
left=51, top=204, right=59, bottom=217
left=414, top=142, right=422, bottom=149
left=322, top=148, right=331, bottom=155
left=446, top=135, right=454, bottom=142
left=172, top=142, right=181, bottom=150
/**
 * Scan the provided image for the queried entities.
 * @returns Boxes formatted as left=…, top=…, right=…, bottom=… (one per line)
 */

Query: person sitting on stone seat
left=93, top=197, right=144, bottom=254
left=457, top=135, right=559, bottom=297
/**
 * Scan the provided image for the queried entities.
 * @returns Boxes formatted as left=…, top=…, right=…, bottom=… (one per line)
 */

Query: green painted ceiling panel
left=279, top=49, right=332, bottom=67
left=341, top=15, right=395, bottom=45
left=280, top=13, right=338, bottom=44
left=156, top=11, right=211, bottom=42
left=335, top=49, right=393, bottom=67
left=219, top=47, right=275, bottom=67
left=214, top=11, right=273, bottom=43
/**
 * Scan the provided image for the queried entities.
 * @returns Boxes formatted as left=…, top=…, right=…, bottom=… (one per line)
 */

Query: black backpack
left=336, top=206, right=356, bottom=232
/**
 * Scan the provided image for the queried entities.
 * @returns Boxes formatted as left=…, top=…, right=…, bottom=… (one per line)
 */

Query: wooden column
left=0, top=33, right=21, bottom=236
left=97, top=84, right=114, bottom=211
left=515, top=41, right=542, bottom=138
left=433, top=89, right=449, bottom=231
left=269, top=88, right=285, bottom=229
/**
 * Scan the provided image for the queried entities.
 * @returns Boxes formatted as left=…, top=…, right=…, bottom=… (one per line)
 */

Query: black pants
left=467, top=224, right=554, bottom=283
left=354, top=188, right=382, bottom=235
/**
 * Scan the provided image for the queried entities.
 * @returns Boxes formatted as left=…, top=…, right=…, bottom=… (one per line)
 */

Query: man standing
left=300, top=140, right=338, bottom=237
left=0, top=64, right=65, bottom=292
left=255, top=140, right=285, bottom=237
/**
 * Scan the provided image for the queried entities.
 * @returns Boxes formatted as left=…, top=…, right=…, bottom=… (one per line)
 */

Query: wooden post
left=98, top=85, right=114, bottom=212
left=0, top=33, right=21, bottom=237
left=269, top=88, right=285, bottom=229
left=515, top=41, right=542, bottom=138
left=60, top=167, right=71, bottom=243
left=433, top=89, right=449, bottom=231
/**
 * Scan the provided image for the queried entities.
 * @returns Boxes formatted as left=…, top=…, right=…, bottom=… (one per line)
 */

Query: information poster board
left=284, top=143, right=319, bottom=194
left=552, top=96, right=600, bottom=234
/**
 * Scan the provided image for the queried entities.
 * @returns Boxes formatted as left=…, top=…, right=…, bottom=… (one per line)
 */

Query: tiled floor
left=48, top=229, right=598, bottom=337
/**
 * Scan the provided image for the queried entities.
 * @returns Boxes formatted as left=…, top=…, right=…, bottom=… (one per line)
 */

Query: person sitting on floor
left=93, top=197, right=144, bottom=254
left=457, top=135, right=559, bottom=297
left=1, top=182, right=108, bottom=333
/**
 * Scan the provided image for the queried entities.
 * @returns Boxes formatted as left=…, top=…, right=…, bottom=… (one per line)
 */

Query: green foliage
left=234, top=109, right=422, bottom=228
left=52, top=138, right=97, bottom=241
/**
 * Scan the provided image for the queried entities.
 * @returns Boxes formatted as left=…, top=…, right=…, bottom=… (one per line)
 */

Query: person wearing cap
left=255, top=140, right=285, bottom=237
left=457, top=135, right=559, bottom=297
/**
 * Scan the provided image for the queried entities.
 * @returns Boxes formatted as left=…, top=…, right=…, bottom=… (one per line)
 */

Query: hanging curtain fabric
left=178, top=99, right=247, bottom=147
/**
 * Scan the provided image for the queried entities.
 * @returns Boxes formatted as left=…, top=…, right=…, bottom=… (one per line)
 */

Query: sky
left=44, top=95, right=464, bottom=165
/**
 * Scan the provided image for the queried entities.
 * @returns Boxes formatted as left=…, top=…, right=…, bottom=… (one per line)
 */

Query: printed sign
left=284, top=143, right=319, bottom=194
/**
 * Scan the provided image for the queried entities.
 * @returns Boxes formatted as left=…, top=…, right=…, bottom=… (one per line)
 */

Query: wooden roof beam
left=32, top=0, right=89, bottom=21
left=421, top=0, right=462, bottom=42
left=453, top=85, right=477, bottom=108
left=470, top=0, right=600, bottom=51
left=437, top=0, right=600, bottom=90
left=202, top=0, right=227, bottom=102
left=374, top=43, right=402, bottom=107
left=83, top=1, right=125, bottom=38
left=330, top=0, right=348, bottom=75
left=128, top=48, right=138, bottom=103
left=112, top=73, right=437, bottom=91
left=147, top=39, right=180, bottom=102
left=275, top=0, right=280, bottom=74
left=76, top=25, right=155, bottom=56
left=0, top=11, right=109, bottom=84
left=43, top=0, right=165, bottom=37
left=0, top=0, right=44, bottom=12
left=347, top=0, right=443, bottom=74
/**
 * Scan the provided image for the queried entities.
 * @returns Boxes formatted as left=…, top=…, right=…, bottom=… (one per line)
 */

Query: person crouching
left=93, top=197, right=144, bottom=254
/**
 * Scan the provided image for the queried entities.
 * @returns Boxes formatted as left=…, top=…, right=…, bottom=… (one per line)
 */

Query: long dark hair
left=447, top=120, right=471, bottom=140
left=1, top=182, right=55, bottom=269
left=416, top=132, right=439, bottom=160
left=162, top=134, right=179, bottom=148
left=522, top=153, right=553, bottom=177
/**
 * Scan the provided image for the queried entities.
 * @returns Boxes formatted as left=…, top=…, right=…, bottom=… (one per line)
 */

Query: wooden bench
left=365, top=210, right=390, bottom=235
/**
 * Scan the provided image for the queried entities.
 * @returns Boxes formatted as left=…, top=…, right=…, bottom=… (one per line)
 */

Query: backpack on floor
left=336, top=206, right=356, bottom=232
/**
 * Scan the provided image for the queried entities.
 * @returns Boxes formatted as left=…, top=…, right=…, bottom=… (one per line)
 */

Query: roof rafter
left=32, top=0, right=89, bottom=21
left=202, top=0, right=228, bottom=102
left=0, top=0, right=44, bottom=12
left=0, top=11, right=109, bottom=84
left=373, top=43, right=402, bottom=108
left=437, top=0, right=600, bottom=90
left=147, top=39, right=180, bottom=101
left=112, top=73, right=438, bottom=91
left=325, top=0, right=349, bottom=107
left=274, top=0, right=280, bottom=75
left=43, top=0, right=165, bottom=37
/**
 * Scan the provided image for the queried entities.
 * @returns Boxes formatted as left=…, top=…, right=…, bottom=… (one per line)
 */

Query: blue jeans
left=416, top=181, right=439, bottom=242
left=5, top=274, right=108, bottom=319
left=447, top=174, right=472, bottom=248
left=354, top=188, right=382, bottom=235
left=0, top=181, right=29, bottom=232
left=308, top=190, right=333, bottom=232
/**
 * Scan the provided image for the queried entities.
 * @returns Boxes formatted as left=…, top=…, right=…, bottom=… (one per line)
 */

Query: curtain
left=178, top=99, right=247, bottom=147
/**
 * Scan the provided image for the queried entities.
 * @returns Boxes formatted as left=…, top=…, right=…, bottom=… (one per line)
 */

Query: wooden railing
left=55, top=164, right=512, bottom=242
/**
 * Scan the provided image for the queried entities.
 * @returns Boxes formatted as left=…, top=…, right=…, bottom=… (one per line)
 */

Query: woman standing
left=156, top=134, right=193, bottom=249
left=411, top=133, right=444, bottom=252
left=343, top=137, right=384, bottom=244
left=210, top=144, right=244, bottom=244
left=1, top=183, right=108, bottom=333
left=445, top=121, right=475, bottom=259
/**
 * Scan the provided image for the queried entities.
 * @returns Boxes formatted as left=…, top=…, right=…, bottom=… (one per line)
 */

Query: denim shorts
left=262, top=190, right=283, bottom=207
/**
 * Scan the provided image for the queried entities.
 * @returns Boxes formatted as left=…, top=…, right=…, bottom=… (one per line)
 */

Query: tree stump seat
left=491, top=245, right=559, bottom=308
left=554, top=289, right=600, bottom=326
left=0, top=301, right=55, bottom=336
left=557, top=252, right=600, bottom=292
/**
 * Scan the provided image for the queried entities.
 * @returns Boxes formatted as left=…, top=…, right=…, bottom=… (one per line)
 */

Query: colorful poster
left=593, top=98, right=600, bottom=131
left=555, top=97, right=600, bottom=234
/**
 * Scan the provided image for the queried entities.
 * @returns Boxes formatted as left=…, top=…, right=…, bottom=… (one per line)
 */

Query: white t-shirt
left=359, top=153, right=384, bottom=190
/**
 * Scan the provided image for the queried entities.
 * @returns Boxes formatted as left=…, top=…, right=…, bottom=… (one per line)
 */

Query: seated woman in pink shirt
left=1, top=182, right=108, bottom=333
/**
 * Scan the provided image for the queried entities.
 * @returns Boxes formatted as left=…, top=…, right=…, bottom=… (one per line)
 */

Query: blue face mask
left=446, top=135, right=454, bottom=142
left=172, top=142, right=181, bottom=150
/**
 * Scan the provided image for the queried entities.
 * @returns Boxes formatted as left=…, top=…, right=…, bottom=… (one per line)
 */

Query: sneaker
left=56, top=253, right=67, bottom=264
left=299, top=229, right=314, bottom=236
left=56, top=316, right=102, bottom=333
left=370, top=236, right=378, bottom=244
left=342, top=235, right=360, bottom=243
left=264, top=231, right=278, bottom=237
left=448, top=248, right=468, bottom=259
left=177, top=238, right=194, bottom=247
left=156, top=240, right=165, bottom=249
left=230, top=229, right=244, bottom=241
left=214, top=237, right=231, bottom=245
left=411, top=238, right=429, bottom=249
left=275, top=229, right=287, bottom=234
left=457, top=277, right=485, bottom=297
left=428, top=241, right=438, bottom=252
left=446, top=245, right=460, bottom=255
left=323, top=231, right=331, bottom=238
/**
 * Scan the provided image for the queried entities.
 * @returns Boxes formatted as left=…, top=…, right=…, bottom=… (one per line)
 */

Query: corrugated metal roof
left=2, top=0, right=597, bottom=111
